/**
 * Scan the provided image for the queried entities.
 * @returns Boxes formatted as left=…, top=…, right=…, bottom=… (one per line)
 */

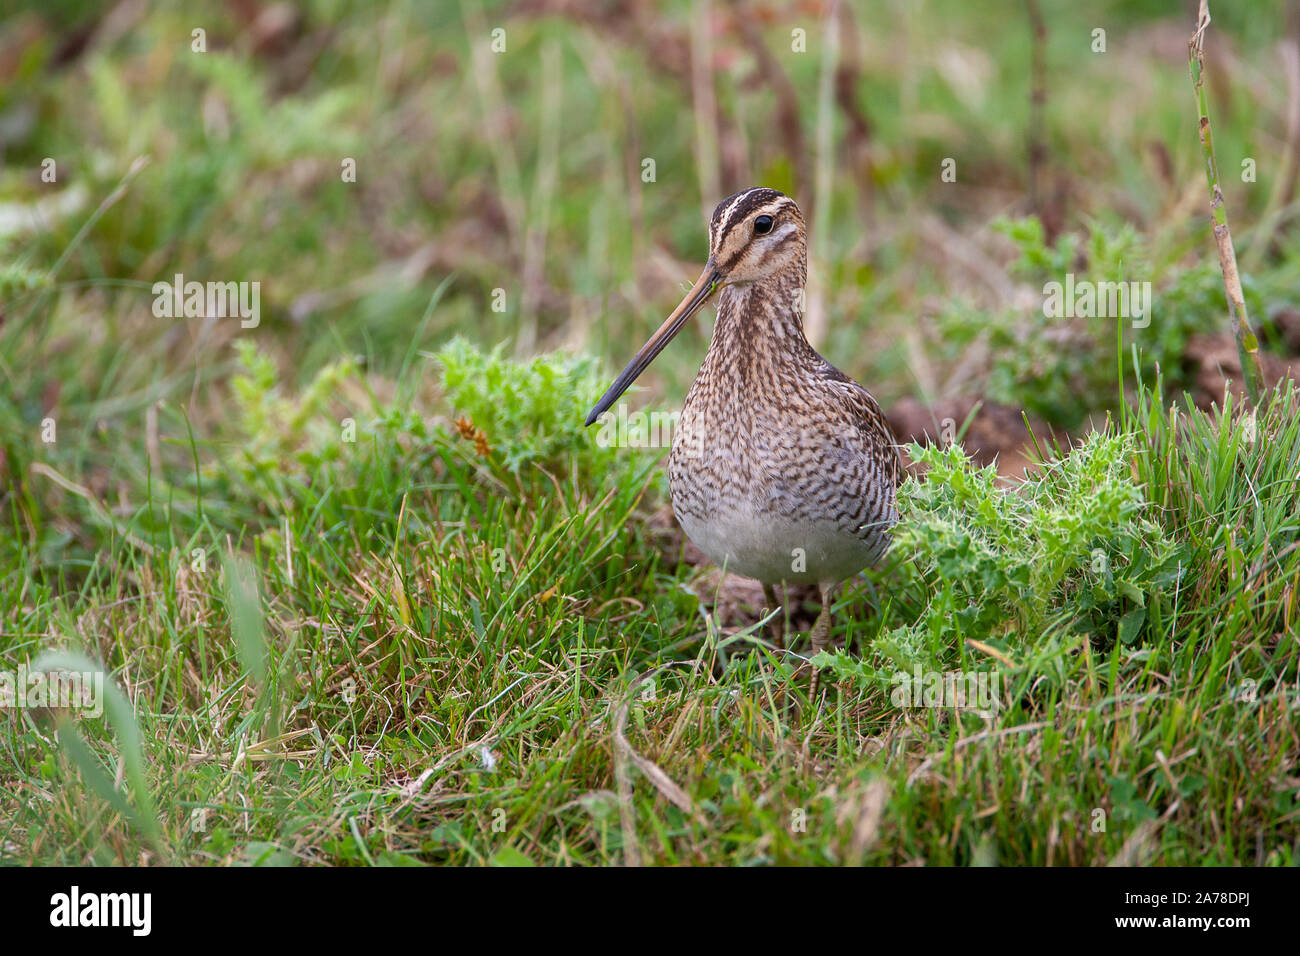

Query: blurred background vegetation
left=4, top=0, right=1300, bottom=429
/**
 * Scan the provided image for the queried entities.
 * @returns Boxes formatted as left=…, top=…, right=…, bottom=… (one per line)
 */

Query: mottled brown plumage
left=587, top=187, right=901, bottom=688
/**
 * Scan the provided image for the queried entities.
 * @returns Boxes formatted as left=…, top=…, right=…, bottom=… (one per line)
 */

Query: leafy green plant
left=227, top=338, right=361, bottom=483
left=435, top=337, right=628, bottom=481
left=826, top=431, right=1185, bottom=686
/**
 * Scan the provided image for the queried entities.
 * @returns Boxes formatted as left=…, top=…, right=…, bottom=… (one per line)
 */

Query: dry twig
left=1188, top=0, right=1267, bottom=404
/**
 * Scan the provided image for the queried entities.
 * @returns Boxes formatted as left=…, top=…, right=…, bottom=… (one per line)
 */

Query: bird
left=585, top=187, right=901, bottom=694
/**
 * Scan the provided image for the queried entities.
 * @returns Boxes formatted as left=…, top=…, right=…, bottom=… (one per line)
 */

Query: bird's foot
left=804, top=582, right=838, bottom=702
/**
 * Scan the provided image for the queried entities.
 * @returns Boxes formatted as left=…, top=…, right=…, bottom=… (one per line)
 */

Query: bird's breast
left=667, top=386, right=895, bottom=585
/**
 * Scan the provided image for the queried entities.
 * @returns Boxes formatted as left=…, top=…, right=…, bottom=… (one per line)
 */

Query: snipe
left=586, top=187, right=901, bottom=691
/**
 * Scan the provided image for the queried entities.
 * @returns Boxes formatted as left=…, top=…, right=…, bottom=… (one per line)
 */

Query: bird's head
left=704, top=186, right=806, bottom=287
left=584, top=187, right=805, bottom=426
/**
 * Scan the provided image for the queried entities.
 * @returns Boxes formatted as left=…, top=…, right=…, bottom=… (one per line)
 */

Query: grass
left=2, top=339, right=1297, bottom=865
left=2, top=0, right=1299, bottom=865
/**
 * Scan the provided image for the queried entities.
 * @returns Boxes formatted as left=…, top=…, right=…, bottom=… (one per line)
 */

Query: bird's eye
left=754, top=215, right=774, bottom=235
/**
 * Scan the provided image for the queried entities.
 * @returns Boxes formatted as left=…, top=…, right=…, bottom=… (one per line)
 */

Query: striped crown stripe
left=709, top=187, right=794, bottom=248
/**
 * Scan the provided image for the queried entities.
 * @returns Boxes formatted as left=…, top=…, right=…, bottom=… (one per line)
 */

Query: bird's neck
left=707, top=266, right=814, bottom=364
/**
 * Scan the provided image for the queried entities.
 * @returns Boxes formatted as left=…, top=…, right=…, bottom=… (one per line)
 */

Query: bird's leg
left=808, top=582, right=837, bottom=699
left=762, top=582, right=784, bottom=650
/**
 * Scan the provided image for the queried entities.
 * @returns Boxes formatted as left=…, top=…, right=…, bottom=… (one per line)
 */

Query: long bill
left=584, top=266, right=721, bottom=426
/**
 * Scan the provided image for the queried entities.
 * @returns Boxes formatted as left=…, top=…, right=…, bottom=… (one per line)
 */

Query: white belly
left=675, top=504, right=880, bottom=585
